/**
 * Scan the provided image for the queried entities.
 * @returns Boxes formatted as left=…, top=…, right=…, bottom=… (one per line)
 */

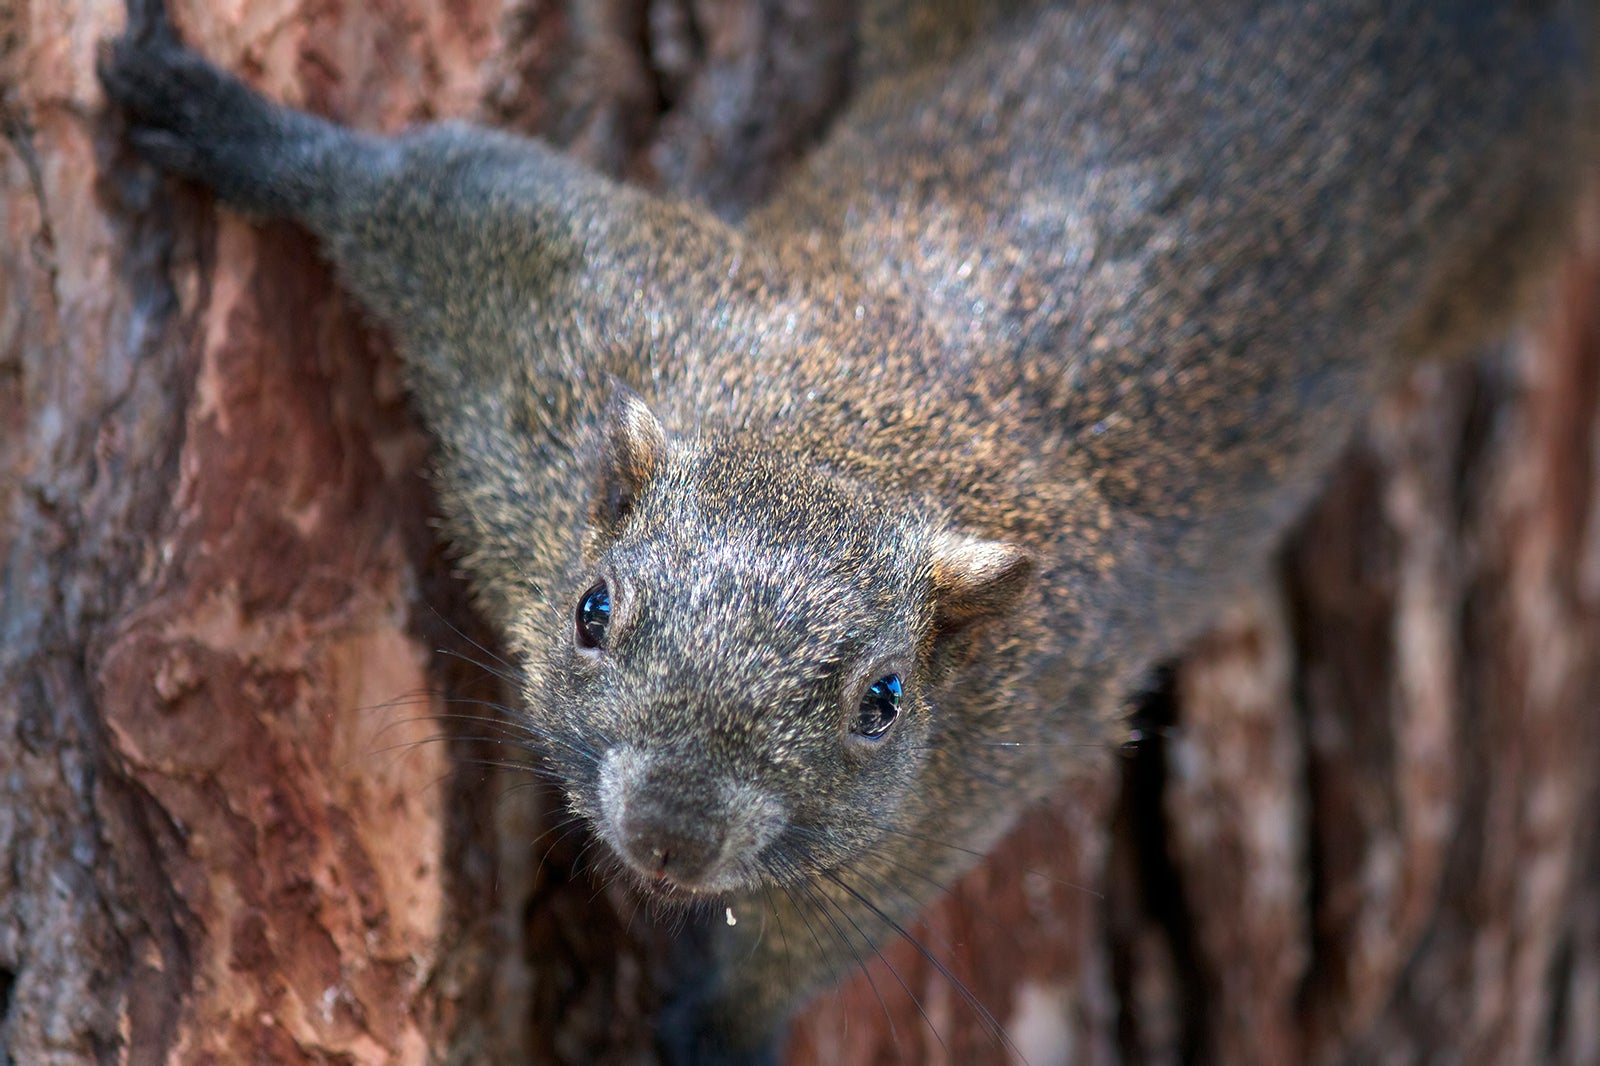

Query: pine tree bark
left=2, top=2, right=1595, bottom=1064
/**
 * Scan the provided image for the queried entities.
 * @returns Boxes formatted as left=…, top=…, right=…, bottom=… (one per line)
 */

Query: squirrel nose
left=618, top=803, right=726, bottom=886
left=598, top=747, right=774, bottom=891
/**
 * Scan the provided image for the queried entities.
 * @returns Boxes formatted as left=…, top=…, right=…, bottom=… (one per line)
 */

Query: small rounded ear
left=928, top=531, right=1036, bottom=632
left=594, top=381, right=667, bottom=531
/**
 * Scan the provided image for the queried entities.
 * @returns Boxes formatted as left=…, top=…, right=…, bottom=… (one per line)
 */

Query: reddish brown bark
left=2, top=2, right=1596, bottom=1064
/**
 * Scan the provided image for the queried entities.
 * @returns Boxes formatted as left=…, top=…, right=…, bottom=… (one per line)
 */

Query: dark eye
left=854, top=674, right=901, bottom=739
left=576, top=581, right=611, bottom=649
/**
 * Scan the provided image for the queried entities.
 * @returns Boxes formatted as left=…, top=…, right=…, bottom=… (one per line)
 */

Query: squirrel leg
left=98, top=27, right=376, bottom=226
left=98, top=19, right=727, bottom=389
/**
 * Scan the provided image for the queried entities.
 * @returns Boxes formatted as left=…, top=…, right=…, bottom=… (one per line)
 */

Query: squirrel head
left=531, top=384, right=1034, bottom=897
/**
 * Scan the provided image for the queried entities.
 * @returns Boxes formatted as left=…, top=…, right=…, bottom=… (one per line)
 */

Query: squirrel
left=100, top=0, right=1591, bottom=1061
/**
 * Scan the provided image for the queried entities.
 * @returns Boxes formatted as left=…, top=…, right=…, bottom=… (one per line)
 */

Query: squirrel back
left=101, top=0, right=1593, bottom=1059
left=751, top=0, right=1590, bottom=641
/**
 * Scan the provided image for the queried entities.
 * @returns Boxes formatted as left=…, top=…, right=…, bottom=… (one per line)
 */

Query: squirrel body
left=101, top=0, right=1591, bottom=1059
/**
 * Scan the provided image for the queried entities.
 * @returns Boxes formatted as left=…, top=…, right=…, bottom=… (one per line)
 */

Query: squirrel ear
left=594, top=381, right=667, bottom=530
left=927, top=531, right=1036, bottom=632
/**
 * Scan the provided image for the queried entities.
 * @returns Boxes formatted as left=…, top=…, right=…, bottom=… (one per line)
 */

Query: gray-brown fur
left=99, top=0, right=1592, bottom=1060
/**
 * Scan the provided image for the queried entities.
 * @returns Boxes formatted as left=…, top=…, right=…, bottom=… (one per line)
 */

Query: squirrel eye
left=854, top=674, right=901, bottom=739
left=576, top=581, right=611, bottom=649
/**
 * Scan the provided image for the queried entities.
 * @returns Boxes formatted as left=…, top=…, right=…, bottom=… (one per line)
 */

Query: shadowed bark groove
left=2, top=2, right=1596, bottom=1063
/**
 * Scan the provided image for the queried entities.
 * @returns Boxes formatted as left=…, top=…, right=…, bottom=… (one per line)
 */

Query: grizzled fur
left=101, top=0, right=1591, bottom=1060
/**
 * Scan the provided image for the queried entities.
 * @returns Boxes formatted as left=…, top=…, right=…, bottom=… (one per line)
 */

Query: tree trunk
left=2, top=2, right=1595, bottom=1063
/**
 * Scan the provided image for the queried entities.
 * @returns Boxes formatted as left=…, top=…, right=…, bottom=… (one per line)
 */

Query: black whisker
left=422, top=600, right=523, bottom=676
left=868, top=824, right=1103, bottom=899
left=785, top=863, right=903, bottom=1057
left=821, top=867, right=1025, bottom=1064
left=432, top=645, right=525, bottom=686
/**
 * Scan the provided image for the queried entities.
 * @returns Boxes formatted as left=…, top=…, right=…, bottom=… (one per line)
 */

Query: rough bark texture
left=2, top=2, right=1596, bottom=1064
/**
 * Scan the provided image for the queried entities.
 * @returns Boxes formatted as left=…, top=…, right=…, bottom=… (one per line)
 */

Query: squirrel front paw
left=97, top=19, right=345, bottom=220
left=98, top=30, right=274, bottom=177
